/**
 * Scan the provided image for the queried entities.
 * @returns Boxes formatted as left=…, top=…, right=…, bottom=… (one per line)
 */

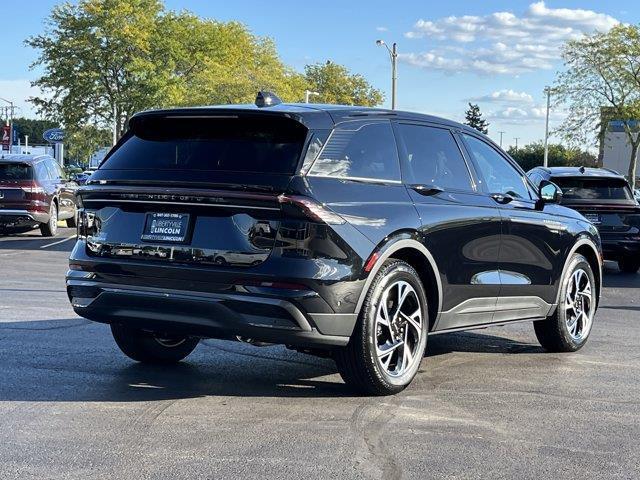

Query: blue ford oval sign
left=43, top=128, right=65, bottom=143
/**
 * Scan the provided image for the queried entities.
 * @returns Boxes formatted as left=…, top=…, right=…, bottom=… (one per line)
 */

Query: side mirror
left=539, top=180, right=562, bottom=204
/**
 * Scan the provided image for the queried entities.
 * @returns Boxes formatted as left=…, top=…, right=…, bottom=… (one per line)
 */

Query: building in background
left=599, top=108, right=639, bottom=179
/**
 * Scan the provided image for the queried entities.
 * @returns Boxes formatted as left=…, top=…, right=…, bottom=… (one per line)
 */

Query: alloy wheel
left=565, top=268, right=594, bottom=341
left=374, top=280, right=423, bottom=377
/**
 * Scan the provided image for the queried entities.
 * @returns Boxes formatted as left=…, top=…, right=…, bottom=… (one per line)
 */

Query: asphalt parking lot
left=1, top=227, right=639, bottom=480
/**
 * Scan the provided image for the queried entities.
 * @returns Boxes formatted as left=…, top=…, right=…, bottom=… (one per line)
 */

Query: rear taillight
left=20, top=181, right=45, bottom=195
left=278, top=194, right=345, bottom=225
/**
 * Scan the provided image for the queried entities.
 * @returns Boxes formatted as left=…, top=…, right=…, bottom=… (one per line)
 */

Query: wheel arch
left=557, top=236, right=602, bottom=309
left=355, top=234, right=443, bottom=331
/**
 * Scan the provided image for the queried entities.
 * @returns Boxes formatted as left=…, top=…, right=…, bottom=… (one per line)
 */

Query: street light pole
left=376, top=40, right=398, bottom=110
left=543, top=86, right=552, bottom=167
left=514, top=137, right=520, bottom=152
left=304, top=90, right=319, bottom=103
left=498, top=130, right=505, bottom=148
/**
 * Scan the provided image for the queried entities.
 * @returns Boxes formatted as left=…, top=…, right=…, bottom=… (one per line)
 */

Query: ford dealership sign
left=43, top=128, right=65, bottom=143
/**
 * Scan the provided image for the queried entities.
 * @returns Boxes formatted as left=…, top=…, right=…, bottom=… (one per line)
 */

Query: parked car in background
left=528, top=167, right=640, bottom=273
left=73, top=170, right=93, bottom=185
left=67, top=98, right=602, bottom=395
left=0, top=154, right=78, bottom=236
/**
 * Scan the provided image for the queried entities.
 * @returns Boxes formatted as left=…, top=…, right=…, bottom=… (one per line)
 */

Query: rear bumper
left=0, top=209, right=48, bottom=227
left=601, top=235, right=640, bottom=260
left=66, top=271, right=356, bottom=348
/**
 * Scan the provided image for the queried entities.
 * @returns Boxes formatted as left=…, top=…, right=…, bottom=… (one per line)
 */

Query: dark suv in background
left=528, top=167, right=640, bottom=273
left=67, top=95, right=602, bottom=395
left=0, top=154, right=78, bottom=236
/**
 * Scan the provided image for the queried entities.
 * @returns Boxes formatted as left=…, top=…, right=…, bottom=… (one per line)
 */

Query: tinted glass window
left=101, top=116, right=307, bottom=174
left=46, top=159, right=63, bottom=179
left=551, top=177, right=633, bottom=200
left=34, top=162, right=50, bottom=181
left=463, top=134, right=530, bottom=199
left=0, top=163, right=32, bottom=181
left=527, top=172, right=542, bottom=187
left=309, top=122, right=400, bottom=181
left=398, top=124, right=472, bottom=191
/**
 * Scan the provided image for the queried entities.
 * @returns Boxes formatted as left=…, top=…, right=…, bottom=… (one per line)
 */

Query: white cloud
left=0, top=79, right=41, bottom=118
left=402, top=1, right=619, bottom=75
left=468, top=89, right=534, bottom=104
left=487, top=104, right=565, bottom=125
left=376, top=26, right=389, bottom=32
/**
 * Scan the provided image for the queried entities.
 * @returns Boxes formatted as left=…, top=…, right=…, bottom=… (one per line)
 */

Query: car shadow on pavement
left=0, top=318, right=547, bottom=402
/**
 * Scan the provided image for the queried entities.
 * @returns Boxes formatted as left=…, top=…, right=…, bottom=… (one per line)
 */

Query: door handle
left=411, top=184, right=444, bottom=196
left=490, top=193, right=513, bottom=204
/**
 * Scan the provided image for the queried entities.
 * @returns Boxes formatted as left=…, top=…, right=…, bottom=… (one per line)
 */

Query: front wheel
left=334, top=259, right=429, bottom=395
left=618, top=257, right=640, bottom=274
left=110, top=324, right=199, bottom=364
left=534, top=253, right=596, bottom=352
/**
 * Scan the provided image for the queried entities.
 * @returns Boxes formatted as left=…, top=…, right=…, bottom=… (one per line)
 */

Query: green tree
left=11, top=118, right=58, bottom=144
left=507, top=142, right=597, bottom=172
left=554, top=24, right=640, bottom=189
left=65, top=125, right=111, bottom=166
left=304, top=61, right=384, bottom=106
left=464, top=103, right=489, bottom=134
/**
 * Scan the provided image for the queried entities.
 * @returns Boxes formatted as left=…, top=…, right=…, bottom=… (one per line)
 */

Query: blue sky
left=1, top=0, right=638, bottom=149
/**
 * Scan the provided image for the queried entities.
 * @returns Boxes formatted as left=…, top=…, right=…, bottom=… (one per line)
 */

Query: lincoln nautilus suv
left=66, top=93, right=602, bottom=395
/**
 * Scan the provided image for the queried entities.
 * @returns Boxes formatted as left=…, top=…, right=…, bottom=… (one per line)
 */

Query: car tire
left=40, top=202, right=58, bottom=237
left=334, top=259, right=429, bottom=396
left=66, top=208, right=78, bottom=228
left=534, top=253, right=596, bottom=352
left=618, top=257, right=640, bottom=274
left=110, top=324, right=199, bottom=364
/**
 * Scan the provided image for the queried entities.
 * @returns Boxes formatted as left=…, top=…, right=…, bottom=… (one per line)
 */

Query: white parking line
left=40, top=235, right=77, bottom=249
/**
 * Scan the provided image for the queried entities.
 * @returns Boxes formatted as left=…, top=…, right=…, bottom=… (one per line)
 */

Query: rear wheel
left=40, top=202, right=58, bottom=237
left=618, top=257, right=640, bottom=274
left=110, top=324, right=199, bottom=364
left=334, top=259, right=428, bottom=395
left=534, top=253, right=596, bottom=352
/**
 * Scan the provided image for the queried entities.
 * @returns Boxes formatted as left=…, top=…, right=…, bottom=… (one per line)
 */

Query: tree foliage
left=507, top=142, right=597, bottom=172
left=464, top=103, right=489, bottom=134
left=11, top=117, right=58, bottom=144
left=554, top=24, right=640, bottom=189
left=304, top=62, right=384, bottom=106
left=26, top=1, right=383, bottom=146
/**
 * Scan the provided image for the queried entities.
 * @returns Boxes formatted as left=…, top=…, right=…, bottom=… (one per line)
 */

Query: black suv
left=528, top=167, right=640, bottom=273
left=0, top=154, right=78, bottom=236
left=67, top=98, right=602, bottom=395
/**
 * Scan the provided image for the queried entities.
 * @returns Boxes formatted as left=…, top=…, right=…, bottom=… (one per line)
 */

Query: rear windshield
left=101, top=115, right=307, bottom=174
left=0, top=163, right=32, bottom=181
left=552, top=177, right=633, bottom=201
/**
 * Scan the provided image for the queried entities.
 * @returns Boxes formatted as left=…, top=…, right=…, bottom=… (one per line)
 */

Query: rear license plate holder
left=141, top=213, right=190, bottom=243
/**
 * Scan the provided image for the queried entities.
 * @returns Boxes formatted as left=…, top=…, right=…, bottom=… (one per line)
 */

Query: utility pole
left=376, top=40, right=398, bottom=110
left=498, top=131, right=505, bottom=148
left=514, top=137, right=520, bottom=152
left=543, top=86, right=552, bottom=167
left=112, top=104, right=117, bottom=146
left=304, top=90, right=319, bottom=103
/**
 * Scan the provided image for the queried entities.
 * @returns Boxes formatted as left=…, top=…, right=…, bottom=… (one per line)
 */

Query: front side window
left=308, top=122, right=400, bottom=181
left=398, top=124, right=473, bottom=191
left=463, top=134, right=530, bottom=199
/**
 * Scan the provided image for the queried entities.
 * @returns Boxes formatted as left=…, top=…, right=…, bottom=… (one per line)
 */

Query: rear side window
left=308, top=121, right=400, bottom=181
left=101, top=115, right=307, bottom=174
left=551, top=177, right=633, bottom=200
left=0, top=163, right=32, bottom=181
left=397, top=124, right=473, bottom=191
left=35, top=162, right=50, bottom=181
